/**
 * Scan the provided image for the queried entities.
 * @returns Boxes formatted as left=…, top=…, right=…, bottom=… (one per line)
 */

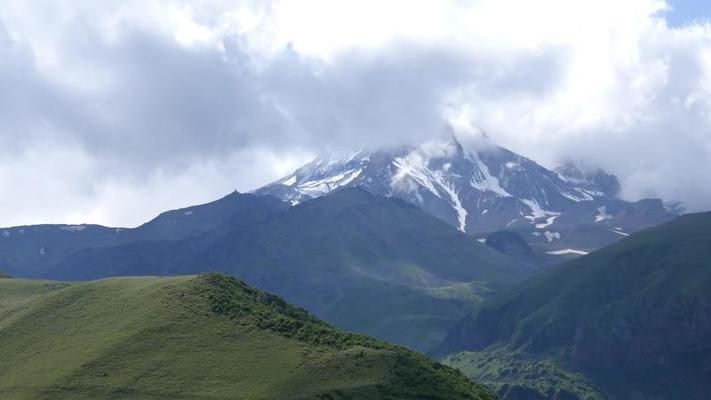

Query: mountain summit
left=256, top=134, right=677, bottom=257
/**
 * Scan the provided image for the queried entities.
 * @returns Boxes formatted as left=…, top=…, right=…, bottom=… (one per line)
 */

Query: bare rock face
left=485, top=231, right=535, bottom=262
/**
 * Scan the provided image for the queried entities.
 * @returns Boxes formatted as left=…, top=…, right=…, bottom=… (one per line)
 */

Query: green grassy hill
left=0, top=274, right=498, bottom=400
left=439, top=212, right=711, bottom=399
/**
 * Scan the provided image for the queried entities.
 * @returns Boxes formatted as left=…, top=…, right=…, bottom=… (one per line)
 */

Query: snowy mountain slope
left=256, top=134, right=677, bottom=257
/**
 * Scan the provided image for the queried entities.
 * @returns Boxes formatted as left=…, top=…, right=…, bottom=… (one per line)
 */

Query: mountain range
left=0, top=134, right=704, bottom=399
left=0, top=191, right=289, bottom=278
left=1, top=188, right=530, bottom=352
left=439, top=212, right=711, bottom=399
left=256, top=134, right=677, bottom=261
left=0, top=135, right=682, bottom=355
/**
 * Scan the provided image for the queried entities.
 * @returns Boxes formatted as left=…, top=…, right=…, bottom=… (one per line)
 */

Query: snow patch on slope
left=439, top=181, right=467, bottom=232
left=611, top=228, right=629, bottom=236
left=470, top=158, right=512, bottom=197
left=546, top=248, right=588, bottom=256
left=392, top=157, right=441, bottom=198
left=390, top=141, right=477, bottom=231
left=543, top=231, right=561, bottom=242
left=560, top=188, right=594, bottom=202
left=392, top=152, right=469, bottom=231
left=521, top=199, right=561, bottom=229
left=595, top=206, right=612, bottom=222
left=521, top=199, right=547, bottom=219
left=535, top=215, right=559, bottom=229
left=282, top=175, right=297, bottom=186
left=297, top=168, right=363, bottom=197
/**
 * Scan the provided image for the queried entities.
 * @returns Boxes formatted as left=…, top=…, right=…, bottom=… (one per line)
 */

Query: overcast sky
left=1, top=0, right=710, bottom=227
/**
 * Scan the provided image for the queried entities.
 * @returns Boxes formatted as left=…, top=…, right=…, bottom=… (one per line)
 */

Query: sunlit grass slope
left=0, top=274, right=498, bottom=400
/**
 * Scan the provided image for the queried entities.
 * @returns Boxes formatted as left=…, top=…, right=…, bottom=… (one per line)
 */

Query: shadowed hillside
left=48, top=188, right=530, bottom=352
left=440, top=212, right=711, bottom=399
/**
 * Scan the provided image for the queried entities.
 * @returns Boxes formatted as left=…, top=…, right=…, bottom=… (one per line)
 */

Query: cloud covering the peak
left=0, top=0, right=710, bottom=226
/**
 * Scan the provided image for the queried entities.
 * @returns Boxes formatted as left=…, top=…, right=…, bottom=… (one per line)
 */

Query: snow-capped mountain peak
left=255, top=134, right=675, bottom=248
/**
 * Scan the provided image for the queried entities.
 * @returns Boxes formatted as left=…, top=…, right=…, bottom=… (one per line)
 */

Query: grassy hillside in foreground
left=0, top=274, right=498, bottom=400
left=438, top=212, right=711, bottom=399
left=0, top=277, right=71, bottom=327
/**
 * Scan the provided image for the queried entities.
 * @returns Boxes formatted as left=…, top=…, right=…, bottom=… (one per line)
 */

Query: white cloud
left=0, top=144, right=309, bottom=227
left=0, top=0, right=710, bottom=226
